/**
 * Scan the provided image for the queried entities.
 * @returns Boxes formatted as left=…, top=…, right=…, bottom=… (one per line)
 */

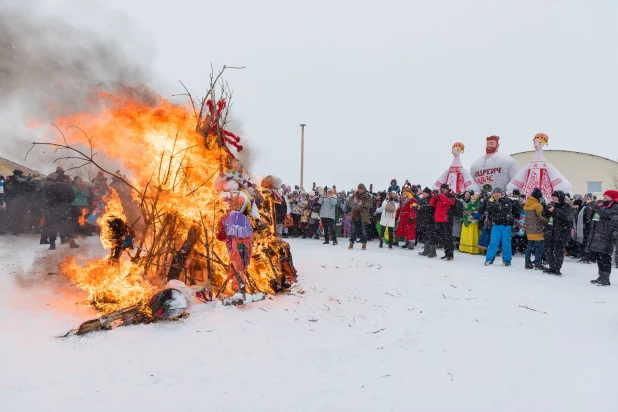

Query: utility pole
left=299, top=124, right=306, bottom=190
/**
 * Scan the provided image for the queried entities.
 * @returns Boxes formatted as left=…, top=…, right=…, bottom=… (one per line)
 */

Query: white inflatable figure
left=433, top=142, right=481, bottom=194
left=507, top=133, right=572, bottom=200
left=470, top=135, right=519, bottom=191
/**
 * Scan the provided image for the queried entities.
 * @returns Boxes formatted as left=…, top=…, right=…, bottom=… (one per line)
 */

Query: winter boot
left=323, top=241, right=330, bottom=245
left=379, top=241, right=383, bottom=248
left=388, top=244, right=393, bottom=250
left=427, top=245, right=437, bottom=258
left=535, top=264, right=548, bottom=271
left=49, top=241, right=56, bottom=250
left=402, top=241, right=410, bottom=249
left=362, top=243, right=367, bottom=251
left=69, top=239, right=80, bottom=249
left=596, top=272, right=611, bottom=286
left=543, top=267, right=555, bottom=274
left=525, top=263, right=534, bottom=270
left=418, top=243, right=430, bottom=256
left=348, top=242, right=354, bottom=250
left=408, top=242, right=415, bottom=250
left=40, top=238, right=50, bottom=245
left=590, top=272, right=603, bottom=284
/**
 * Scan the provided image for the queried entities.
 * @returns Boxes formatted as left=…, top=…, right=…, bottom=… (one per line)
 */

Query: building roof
left=510, top=149, right=618, bottom=165
left=0, top=155, right=42, bottom=176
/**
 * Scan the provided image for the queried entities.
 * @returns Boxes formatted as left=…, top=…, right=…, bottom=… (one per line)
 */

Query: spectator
left=387, top=179, right=400, bottom=195
left=587, top=190, right=618, bottom=286
left=318, top=188, right=338, bottom=245
left=541, top=191, right=573, bottom=276
left=482, top=187, right=520, bottom=267
left=375, top=191, right=399, bottom=249
left=348, top=184, right=373, bottom=250
left=429, top=184, right=456, bottom=261
left=417, top=188, right=435, bottom=256
left=523, top=188, right=547, bottom=270
left=459, top=191, right=481, bottom=254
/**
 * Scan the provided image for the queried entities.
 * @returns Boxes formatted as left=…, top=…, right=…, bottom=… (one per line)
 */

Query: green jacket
left=349, top=192, right=374, bottom=223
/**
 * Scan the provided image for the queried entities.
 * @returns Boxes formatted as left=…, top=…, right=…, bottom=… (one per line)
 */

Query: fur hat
left=358, top=183, right=367, bottom=191
left=492, top=187, right=503, bottom=194
left=13, top=169, right=23, bottom=176
left=440, top=183, right=449, bottom=190
left=423, top=187, right=432, bottom=195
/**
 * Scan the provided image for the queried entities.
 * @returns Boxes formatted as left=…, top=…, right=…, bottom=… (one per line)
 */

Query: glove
left=408, top=217, right=414, bottom=224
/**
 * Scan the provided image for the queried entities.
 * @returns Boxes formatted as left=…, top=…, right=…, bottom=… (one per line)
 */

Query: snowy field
left=2, top=235, right=618, bottom=412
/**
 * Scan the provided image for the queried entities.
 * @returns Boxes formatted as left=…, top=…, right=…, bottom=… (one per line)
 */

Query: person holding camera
left=481, top=187, right=520, bottom=266
left=375, top=191, right=399, bottom=249
left=587, top=190, right=618, bottom=286
left=541, top=191, right=573, bottom=276
left=429, top=184, right=456, bottom=261
left=319, top=188, right=338, bottom=245
left=348, top=183, right=373, bottom=250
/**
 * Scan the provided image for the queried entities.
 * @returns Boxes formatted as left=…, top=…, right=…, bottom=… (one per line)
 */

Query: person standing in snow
left=459, top=191, right=481, bottom=254
left=481, top=187, right=520, bottom=267
left=348, top=183, right=373, bottom=250
left=375, top=191, right=399, bottom=249
left=523, top=188, right=547, bottom=270
left=417, top=188, right=435, bottom=256
left=319, top=188, right=338, bottom=245
left=0, top=175, right=6, bottom=235
left=3, top=169, right=35, bottom=236
left=574, top=197, right=593, bottom=263
left=396, top=186, right=417, bottom=250
left=541, top=191, right=573, bottom=276
left=429, top=184, right=456, bottom=261
left=586, top=190, right=618, bottom=286
left=42, top=173, right=78, bottom=250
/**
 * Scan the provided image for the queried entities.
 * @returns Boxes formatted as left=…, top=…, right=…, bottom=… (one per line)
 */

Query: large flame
left=44, top=89, right=295, bottom=314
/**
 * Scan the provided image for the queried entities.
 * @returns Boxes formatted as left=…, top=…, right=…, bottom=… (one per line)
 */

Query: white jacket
left=376, top=199, right=399, bottom=228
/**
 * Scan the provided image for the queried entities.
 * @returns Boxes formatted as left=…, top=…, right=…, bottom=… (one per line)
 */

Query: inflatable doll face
left=486, top=139, right=499, bottom=154
left=230, top=158, right=242, bottom=171
left=452, top=146, right=461, bottom=156
left=533, top=138, right=545, bottom=151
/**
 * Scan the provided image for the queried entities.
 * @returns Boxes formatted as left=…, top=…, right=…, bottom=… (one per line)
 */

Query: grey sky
left=4, top=0, right=618, bottom=191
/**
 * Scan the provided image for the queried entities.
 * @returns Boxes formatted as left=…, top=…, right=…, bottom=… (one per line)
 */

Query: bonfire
left=28, top=67, right=297, bottom=333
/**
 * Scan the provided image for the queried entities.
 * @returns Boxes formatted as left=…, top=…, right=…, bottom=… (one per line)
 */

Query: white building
left=510, top=150, right=618, bottom=196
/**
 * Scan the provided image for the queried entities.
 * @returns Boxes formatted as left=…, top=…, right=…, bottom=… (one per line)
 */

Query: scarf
left=460, top=197, right=480, bottom=227
left=384, top=199, right=396, bottom=218
left=575, top=206, right=587, bottom=243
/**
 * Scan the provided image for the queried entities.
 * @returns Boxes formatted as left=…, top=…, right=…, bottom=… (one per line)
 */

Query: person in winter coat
left=574, top=198, right=593, bottom=262
left=0, top=175, right=6, bottom=235
left=482, top=187, right=520, bottom=266
left=388, top=179, right=401, bottom=195
left=459, top=191, right=481, bottom=254
left=274, top=190, right=288, bottom=237
left=523, top=188, right=547, bottom=270
left=42, top=173, right=77, bottom=250
left=348, top=183, right=373, bottom=250
left=541, top=190, right=573, bottom=276
left=587, top=190, right=618, bottom=286
left=3, top=169, right=35, bottom=235
left=319, top=188, right=338, bottom=245
left=417, top=188, right=435, bottom=255
left=375, top=191, right=399, bottom=249
left=289, top=191, right=302, bottom=237
left=428, top=184, right=456, bottom=260
left=396, top=188, right=417, bottom=250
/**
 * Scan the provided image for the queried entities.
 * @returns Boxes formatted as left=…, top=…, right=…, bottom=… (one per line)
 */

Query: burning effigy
left=30, top=73, right=297, bottom=333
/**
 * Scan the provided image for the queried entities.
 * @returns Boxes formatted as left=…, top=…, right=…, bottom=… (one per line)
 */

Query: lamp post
left=299, top=124, right=306, bottom=190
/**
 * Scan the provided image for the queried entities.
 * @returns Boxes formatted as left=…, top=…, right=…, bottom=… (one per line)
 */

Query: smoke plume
left=0, top=1, right=153, bottom=170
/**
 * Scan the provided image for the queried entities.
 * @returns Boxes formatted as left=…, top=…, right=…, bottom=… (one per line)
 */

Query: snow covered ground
left=2, top=234, right=618, bottom=412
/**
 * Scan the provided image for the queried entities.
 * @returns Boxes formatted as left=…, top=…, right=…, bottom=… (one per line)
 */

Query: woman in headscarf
left=395, top=186, right=417, bottom=249
left=375, top=191, right=399, bottom=249
left=587, top=190, right=618, bottom=286
left=459, top=190, right=481, bottom=254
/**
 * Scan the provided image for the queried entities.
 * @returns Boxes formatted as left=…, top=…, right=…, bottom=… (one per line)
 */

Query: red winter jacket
left=430, top=194, right=455, bottom=223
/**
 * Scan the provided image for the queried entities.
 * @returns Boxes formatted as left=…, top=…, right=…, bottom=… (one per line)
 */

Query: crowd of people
left=274, top=179, right=618, bottom=286
left=0, top=167, right=126, bottom=250
left=2, top=168, right=617, bottom=287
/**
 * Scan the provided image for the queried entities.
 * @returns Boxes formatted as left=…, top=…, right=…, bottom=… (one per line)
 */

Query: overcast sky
left=4, top=0, right=618, bottom=190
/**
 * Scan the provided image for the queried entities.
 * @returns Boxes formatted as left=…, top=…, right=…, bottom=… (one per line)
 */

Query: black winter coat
left=587, top=201, right=618, bottom=256
left=416, top=196, right=434, bottom=230
left=43, top=182, right=75, bottom=209
left=274, top=199, right=288, bottom=224
left=480, top=196, right=519, bottom=226
left=542, top=201, right=573, bottom=242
